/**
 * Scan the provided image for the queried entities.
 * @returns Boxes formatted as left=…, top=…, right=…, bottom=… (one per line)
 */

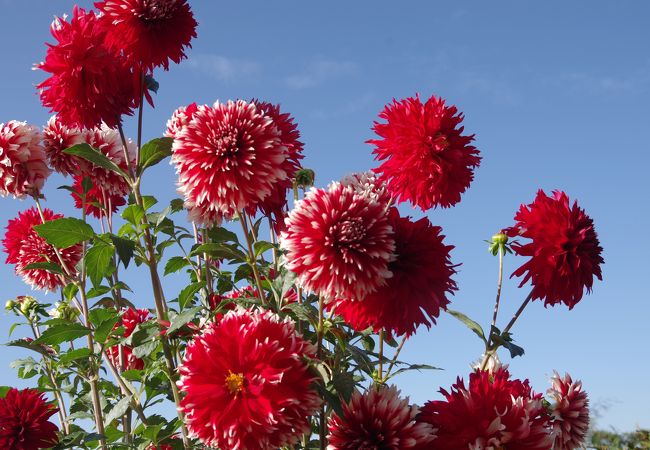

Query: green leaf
left=63, top=143, right=127, bottom=178
left=253, top=241, right=275, bottom=258
left=164, top=256, right=190, bottom=276
left=89, top=308, right=118, bottom=327
left=34, top=323, right=91, bottom=346
left=0, top=386, right=11, bottom=398
left=207, top=226, right=239, bottom=243
left=169, top=198, right=185, bottom=213
left=390, top=363, right=442, bottom=378
left=189, top=243, right=246, bottom=261
left=34, top=217, right=95, bottom=249
left=122, top=205, right=145, bottom=227
left=63, top=283, right=79, bottom=301
left=95, top=317, right=120, bottom=344
left=22, top=261, right=64, bottom=275
left=492, top=333, right=525, bottom=358
left=59, top=348, right=92, bottom=364
left=104, top=396, right=132, bottom=426
left=109, top=235, right=136, bottom=268
left=166, top=306, right=201, bottom=335
left=141, top=196, right=158, bottom=211
left=138, top=137, right=173, bottom=170
left=447, top=309, right=487, bottom=343
left=85, top=240, right=115, bottom=287
left=132, top=340, right=158, bottom=359
left=177, top=282, right=203, bottom=310
left=6, top=339, right=52, bottom=357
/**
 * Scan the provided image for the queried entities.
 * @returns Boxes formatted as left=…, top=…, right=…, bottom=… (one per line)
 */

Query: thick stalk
left=317, top=297, right=326, bottom=450
left=236, top=211, right=266, bottom=304
left=378, top=329, right=385, bottom=382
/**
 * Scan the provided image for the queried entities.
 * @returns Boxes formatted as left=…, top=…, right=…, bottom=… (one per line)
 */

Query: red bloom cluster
left=418, top=368, right=553, bottom=450
left=37, top=7, right=138, bottom=129
left=3, top=208, right=81, bottom=290
left=282, top=183, right=395, bottom=300
left=171, top=100, right=290, bottom=223
left=95, top=0, right=197, bottom=71
left=508, top=190, right=604, bottom=308
left=548, top=372, right=589, bottom=450
left=369, top=94, right=481, bottom=210
left=0, top=121, right=50, bottom=199
left=107, top=308, right=152, bottom=371
left=0, top=388, right=59, bottom=450
left=178, top=308, right=321, bottom=450
left=328, top=385, right=435, bottom=450
left=333, top=208, right=457, bottom=336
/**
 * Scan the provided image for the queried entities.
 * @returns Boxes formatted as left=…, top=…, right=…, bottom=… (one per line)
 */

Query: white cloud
left=185, top=54, right=261, bottom=82
left=285, top=58, right=359, bottom=89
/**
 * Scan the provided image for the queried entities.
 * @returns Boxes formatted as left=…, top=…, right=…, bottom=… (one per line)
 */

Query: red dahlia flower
left=36, top=7, right=138, bottom=129
left=507, top=190, right=604, bottom=309
left=178, top=308, right=321, bottom=450
left=71, top=173, right=127, bottom=219
left=547, top=372, right=589, bottom=450
left=281, top=183, right=395, bottom=300
left=165, top=103, right=200, bottom=139
left=107, top=308, right=151, bottom=371
left=0, top=388, right=59, bottom=450
left=95, top=0, right=198, bottom=71
left=171, top=100, right=289, bottom=222
left=0, top=121, right=50, bottom=199
left=369, top=94, right=481, bottom=210
left=3, top=208, right=81, bottom=290
left=42, top=116, right=85, bottom=176
left=418, top=368, right=553, bottom=450
left=332, top=208, right=457, bottom=336
left=328, top=385, right=436, bottom=450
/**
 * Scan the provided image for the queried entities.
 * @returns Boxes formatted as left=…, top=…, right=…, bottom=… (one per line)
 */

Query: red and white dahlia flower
left=0, top=388, right=59, bottom=450
left=332, top=208, right=457, bottom=336
left=36, top=7, right=138, bottom=129
left=178, top=308, right=321, bottom=450
left=340, top=170, right=392, bottom=208
left=507, top=190, right=604, bottom=309
left=107, top=308, right=152, bottom=371
left=42, top=115, right=85, bottom=176
left=171, top=100, right=290, bottom=223
left=83, top=125, right=136, bottom=197
left=0, top=121, right=50, bottom=199
left=327, top=385, right=436, bottom=450
left=281, top=183, right=395, bottom=300
left=95, top=0, right=198, bottom=71
left=369, top=94, right=481, bottom=210
left=547, top=372, right=589, bottom=450
left=3, top=208, right=81, bottom=291
left=165, top=103, right=200, bottom=139
left=418, top=368, right=553, bottom=450
left=70, top=173, right=127, bottom=219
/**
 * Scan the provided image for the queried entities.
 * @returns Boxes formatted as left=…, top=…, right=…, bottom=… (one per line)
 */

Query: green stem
left=383, top=335, right=408, bottom=381
left=378, top=329, right=385, bottom=382
left=481, top=247, right=505, bottom=371
left=236, top=211, right=266, bottom=304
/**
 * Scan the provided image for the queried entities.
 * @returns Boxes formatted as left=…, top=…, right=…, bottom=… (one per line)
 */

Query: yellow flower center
left=225, top=371, right=245, bottom=395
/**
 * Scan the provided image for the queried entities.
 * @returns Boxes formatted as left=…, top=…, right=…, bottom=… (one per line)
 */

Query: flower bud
left=5, top=300, right=16, bottom=311
left=491, top=233, right=508, bottom=245
left=295, top=168, right=316, bottom=189
left=18, top=296, right=38, bottom=315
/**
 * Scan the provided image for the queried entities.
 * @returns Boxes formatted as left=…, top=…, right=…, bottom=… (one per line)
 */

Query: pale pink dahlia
left=178, top=308, right=321, bottom=450
left=171, top=100, right=289, bottom=222
left=165, top=102, right=200, bottom=139
left=0, top=121, right=50, bottom=198
left=42, top=115, right=85, bottom=176
left=281, top=183, right=395, bottom=300
left=328, top=385, right=436, bottom=450
left=547, top=372, right=589, bottom=450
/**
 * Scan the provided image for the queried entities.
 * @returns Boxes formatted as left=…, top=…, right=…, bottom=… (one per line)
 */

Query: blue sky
left=1, top=0, right=648, bottom=432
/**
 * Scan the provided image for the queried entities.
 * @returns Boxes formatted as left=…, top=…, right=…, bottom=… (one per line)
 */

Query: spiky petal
left=0, top=121, right=50, bottom=198
left=0, top=388, right=59, bottom=450
left=547, top=372, right=589, bottom=450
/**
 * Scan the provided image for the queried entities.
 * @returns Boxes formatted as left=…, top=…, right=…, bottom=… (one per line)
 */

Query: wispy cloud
left=285, top=58, right=359, bottom=89
left=185, top=54, right=261, bottom=83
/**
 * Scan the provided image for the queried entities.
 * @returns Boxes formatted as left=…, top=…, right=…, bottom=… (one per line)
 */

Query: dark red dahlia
left=0, top=388, right=59, bottom=450
left=328, top=385, right=435, bottom=450
left=281, top=183, right=395, bottom=300
left=42, top=116, right=85, bottom=176
left=418, top=368, right=553, bottom=450
left=0, top=121, right=50, bottom=199
left=178, top=308, right=321, bottom=450
left=95, top=0, right=198, bottom=71
left=36, top=7, right=138, bottom=129
left=369, top=94, right=481, bottom=210
left=332, top=207, right=457, bottom=336
left=107, top=308, right=151, bottom=371
left=547, top=372, right=589, bottom=450
left=3, top=208, right=81, bottom=290
left=507, top=190, right=604, bottom=309
left=171, top=100, right=289, bottom=222
left=71, top=174, right=127, bottom=219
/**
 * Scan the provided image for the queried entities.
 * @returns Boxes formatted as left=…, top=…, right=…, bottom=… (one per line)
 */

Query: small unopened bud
left=5, top=300, right=16, bottom=311
left=491, top=233, right=508, bottom=245
left=18, top=296, right=38, bottom=315
left=295, top=168, right=316, bottom=189
left=488, top=231, right=511, bottom=256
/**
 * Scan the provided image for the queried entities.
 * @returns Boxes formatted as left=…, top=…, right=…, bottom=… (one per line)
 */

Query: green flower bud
left=295, top=168, right=316, bottom=189
left=18, top=296, right=38, bottom=315
left=5, top=300, right=16, bottom=311
left=491, top=233, right=508, bottom=245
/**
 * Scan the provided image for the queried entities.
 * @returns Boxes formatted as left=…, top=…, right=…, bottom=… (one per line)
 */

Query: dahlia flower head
left=281, top=182, right=395, bottom=300
left=340, top=170, right=392, bottom=207
left=83, top=124, right=136, bottom=197
left=547, top=372, right=589, bottom=450
left=0, top=121, right=50, bottom=199
left=418, top=368, right=553, bottom=450
left=42, top=115, right=85, bottom=176
left=369, top=94, right=481, bottom=211
left=332, top=207, right=457, bottom=336
left=327, top=385, right=436, bottom=450
left=171, top=99, right=291, bottom=224
left=508, top=190, right=604, bottom=309
left=95, top=0, right=198, bottom=71
left=178, top=308, right=321, bottom=450
left=37, top=7, right=138, bottom=129
left=165, top=102, right=200, bottom=139
left=71, top=173, right=127, bottom=219
left=107, top=308, right=151, bottom=371
left=3, top=208, right=82, bottom=291
left=0, top=388, right=59, bottom=450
